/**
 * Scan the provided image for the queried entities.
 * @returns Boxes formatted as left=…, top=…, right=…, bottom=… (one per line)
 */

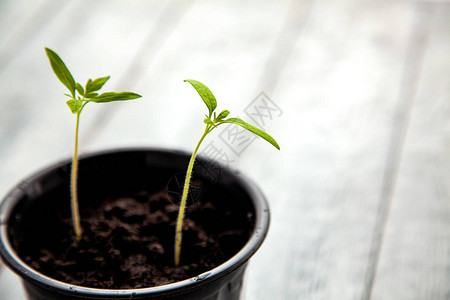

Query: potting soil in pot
left=13, top=188, right=252, bottom=289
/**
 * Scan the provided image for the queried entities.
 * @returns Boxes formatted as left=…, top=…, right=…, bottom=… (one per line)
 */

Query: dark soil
left=15, top=189, right=252, bottom=289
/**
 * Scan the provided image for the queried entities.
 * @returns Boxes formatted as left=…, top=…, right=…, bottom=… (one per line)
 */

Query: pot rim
left=0, top=147, right=270, bottom=298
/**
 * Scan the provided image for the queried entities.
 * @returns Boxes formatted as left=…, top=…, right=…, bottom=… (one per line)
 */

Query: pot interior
left=3, top=149, right=262, bottom=292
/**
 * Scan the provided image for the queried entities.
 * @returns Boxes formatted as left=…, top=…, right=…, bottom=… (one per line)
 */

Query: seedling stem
left=174, top=79, right=279, bottom=266
left=45, top=48, right=141, bottom=240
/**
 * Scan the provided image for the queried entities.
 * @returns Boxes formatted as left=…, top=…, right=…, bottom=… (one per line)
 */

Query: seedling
left=45, top=48, right=141, bottom=241
left=174, top=79, right=280, bottom=266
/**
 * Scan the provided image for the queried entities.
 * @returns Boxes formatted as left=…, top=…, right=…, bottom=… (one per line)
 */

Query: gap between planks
left=256, top=0, right=316, bottom=95
left=362, top=3, right=437, bottom=300
left=0, top=0, right=66, bottom=74
left=80, top=0, right=195, bottom=149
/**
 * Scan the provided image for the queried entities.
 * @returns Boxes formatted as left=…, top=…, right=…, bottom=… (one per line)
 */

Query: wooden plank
left=244, top=1, right=430, bottom=299
left=371, top=3, right=450, bottom=299
left=79, top=0, right=195, bottom=149
left=363, top=2, right=438, bottom=299
left=0, top=0, right=67, bottom=73
left=83, top=0, right=291, bottom=152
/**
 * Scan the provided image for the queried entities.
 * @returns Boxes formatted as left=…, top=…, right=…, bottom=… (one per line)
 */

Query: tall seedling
left=45, top=48, right=142, bottom=241
left=174, top=79, right=280, bottom=266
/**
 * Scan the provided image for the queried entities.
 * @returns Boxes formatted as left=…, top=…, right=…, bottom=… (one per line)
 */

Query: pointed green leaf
left=45, top=48, right=76, bottom=97
left=90, top=92, right=142, bottom=103
left=66, top=99, right=83, bottom=114
left=75, top=83, right=84, bottom=96
left=221, top=118, right=280, bottom=150
left=204, top=118, right=214, bottom=125
left=184, top=79, right=217, bottom=117
left=84, top=92, right=98, bottom=99
left=86, top=76, right=110, bottom=93
left=216, top=110, right=230, bottom=121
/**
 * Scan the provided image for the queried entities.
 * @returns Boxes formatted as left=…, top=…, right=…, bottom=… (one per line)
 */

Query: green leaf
left=184, top=79, right=217, bottom=117
left=84, top=92, right=98, bottom=99
left=75, top=83, right=84, bottom=96
left=221, top=118, right=280, bottom=150
left=216, top=110, right=230, bottom=121
left=90, top=92, right=142, bottom=103
left=66, top=99, right=83, bottom=114
left=86, top=76, right=110, bottom=93
left=45, top=48, right=76, bottom=97
left=204, top=118, right=214, bottom=125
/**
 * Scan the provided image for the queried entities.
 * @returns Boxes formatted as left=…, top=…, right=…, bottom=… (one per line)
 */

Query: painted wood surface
left=1, top=1, right=449, bottom=299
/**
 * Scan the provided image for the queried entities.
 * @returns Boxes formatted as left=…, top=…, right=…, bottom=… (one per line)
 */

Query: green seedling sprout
left=174, top=79, right=280, bottom=266
left=45, top=48, right=141, bottom=241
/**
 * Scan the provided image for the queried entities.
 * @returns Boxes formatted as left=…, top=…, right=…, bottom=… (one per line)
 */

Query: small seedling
left=45, top=48, right=141, bottom=241
left=174, top=79, right=280, bottom=266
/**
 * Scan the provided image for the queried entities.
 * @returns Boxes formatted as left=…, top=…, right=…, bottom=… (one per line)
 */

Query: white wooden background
left=1, top=0, right=450, bottom=299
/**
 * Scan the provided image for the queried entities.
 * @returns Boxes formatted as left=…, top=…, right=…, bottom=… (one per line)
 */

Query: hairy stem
left=174, top=125, right=211, bottom=266
left=70, top=102, right=87, bottom=241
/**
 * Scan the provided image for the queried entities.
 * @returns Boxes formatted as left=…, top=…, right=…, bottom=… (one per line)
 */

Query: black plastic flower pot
left=0, top=148, right=270, bottom=299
